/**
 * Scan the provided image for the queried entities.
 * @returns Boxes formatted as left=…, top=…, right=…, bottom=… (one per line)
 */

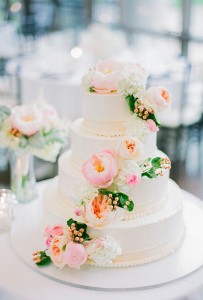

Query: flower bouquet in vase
left=0, top=101, right=68, bottom=203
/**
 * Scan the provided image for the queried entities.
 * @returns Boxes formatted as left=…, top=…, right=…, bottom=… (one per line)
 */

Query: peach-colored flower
left=117, top=137, right=143, bottom=160
left=146, top=119, right=159, bottom=132
left=83, top=193, right=123, bottom=227
left=82, top=150, right=118, bottom=188
left=90, top=59, right=123, bottom=94
left=63, top=242, right=87, bottom=268
left=145, top=87, right=171, bottom=112
left=11, top=105, right=42, bottom=136
left=49, top=235, right=67, bottom=268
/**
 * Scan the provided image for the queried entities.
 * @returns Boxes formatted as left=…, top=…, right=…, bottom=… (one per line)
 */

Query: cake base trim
left=10, top=184, right=203, bottom=290
left=87, top=227, right=185, bottom=268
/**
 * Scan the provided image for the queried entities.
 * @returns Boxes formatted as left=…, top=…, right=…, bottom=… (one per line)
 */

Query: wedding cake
left=37, top=59, right=185, bottom=269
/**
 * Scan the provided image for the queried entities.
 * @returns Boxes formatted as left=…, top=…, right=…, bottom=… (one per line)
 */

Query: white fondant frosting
left=70, top=118, right=157, bottom=165
left=58, top=150, right=169, bottom=218
left=41, top=84, right=185, bottom=268
left=42, top=178, right=184, bottom=267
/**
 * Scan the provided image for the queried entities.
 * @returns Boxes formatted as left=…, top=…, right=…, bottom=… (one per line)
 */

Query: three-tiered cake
left=40, top=59, right=185, bottom=269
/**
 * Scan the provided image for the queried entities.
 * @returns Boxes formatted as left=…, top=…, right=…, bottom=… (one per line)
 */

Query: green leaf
left=67, top=218, right=90, bottom=242
left=89, top=86, right=96, bottom=92
left=67, top=218, right=75, bottom=227
left=151, top=157, right=161, bottom=168
left=125, top=95, right=138, bottom=113
left=62, top=245, right=66, bottom=252
left=99, top=189, right=135, bottom=212
left=99, top=189, right=113, bottom=196
left=36, top=251, right=52, bottom=267
left=147, top=114, right=161, bottom=127
left=19, top=136, right=29, bottom=148
left=116, top=193, right=128, bottom=206
left=141, top=168, right=157, bottom=179
left=0, top=106, right=11, bottom=116
left=127, top=201, right=134, bottom=212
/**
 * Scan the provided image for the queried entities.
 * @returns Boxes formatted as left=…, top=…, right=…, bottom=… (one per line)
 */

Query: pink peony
left=49, top=235, right=67, bottom=268
left=63, top=242, right=87, bottom=268
left=11, top=105, right=42, bottom=136
left=146, top=119, right=159, bottom=132
left=145, top=87, right=171, bottom=112
left=82, top=150, right=118, bottom=188
left=126, top=173, right=141, bottom=186
left=83, top=193, right=123, bottom=227
left=90, top=59, right=123, bottom=94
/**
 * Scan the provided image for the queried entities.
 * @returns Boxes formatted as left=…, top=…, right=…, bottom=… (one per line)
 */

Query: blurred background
left=0, top=0, right=202, bottom=198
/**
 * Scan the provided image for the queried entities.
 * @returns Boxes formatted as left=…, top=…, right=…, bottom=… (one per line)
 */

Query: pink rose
left=90, top=59, right=123, bottom=94
left=83, top=193, right=123, bottom=227
left=44, top=225, right=53, bottom=237
left=11, top=105, right=42, bottom=136
left=145, top=87, right=171, bottom=112
left=44, top=225, right=63, bottom=237
left=63, top=242, right=87, bottom=268
left=51, top=225, right=63, bottom=236
left=49, top=235, right=67, bottom=268
left=126, top=173, right=141, bottom=186
left=146, top=119, right=159, bottom=132
left=45, top=236, right=53, bottom=248
left=82, top=150, right=118, bottom=188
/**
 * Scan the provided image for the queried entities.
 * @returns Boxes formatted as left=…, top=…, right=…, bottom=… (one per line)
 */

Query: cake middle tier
left=58, top=150, right=170, bottom=218
left=70, top=118, right=157, bottom=166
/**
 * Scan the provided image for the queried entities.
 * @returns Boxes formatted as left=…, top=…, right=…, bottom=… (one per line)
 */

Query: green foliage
left=67, top=218, right=91, bottom=242
left=99, top=189, right=134, bottom=212
left=147, top=114, right=161, bottom=127
left=141, top=157, right=163, bottom=179
left=125, top=95, right=138, bottom=113
left=36, top=251, right=52, bottom=267
left=0, top=106, right=11, bottom=129
left=89, top=86, right=96, bottom=92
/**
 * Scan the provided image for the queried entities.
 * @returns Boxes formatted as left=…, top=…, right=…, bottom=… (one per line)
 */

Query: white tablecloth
left=1, top=180, right=203, bottom=300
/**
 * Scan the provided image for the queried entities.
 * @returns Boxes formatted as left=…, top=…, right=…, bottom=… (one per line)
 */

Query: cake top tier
left=81, top=59, right=171, bottom=137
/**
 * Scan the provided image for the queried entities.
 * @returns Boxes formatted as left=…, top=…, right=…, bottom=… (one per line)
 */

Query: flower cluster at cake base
left=32, top=219, right=122, bottom=269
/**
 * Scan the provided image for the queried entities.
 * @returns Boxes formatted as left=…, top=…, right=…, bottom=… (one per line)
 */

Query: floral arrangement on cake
left=33, top=136, right=171, bottom=268
left=0, top=101, right=68, bottom=162
left=82, top=59, right=171, bottom=134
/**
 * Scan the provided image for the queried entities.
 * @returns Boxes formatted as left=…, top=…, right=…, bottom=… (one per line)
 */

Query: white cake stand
left=10, top=180, right=203, bottom=291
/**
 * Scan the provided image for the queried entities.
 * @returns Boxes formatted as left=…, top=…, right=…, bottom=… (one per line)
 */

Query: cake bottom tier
left=42, top=178, right=185, bottom=268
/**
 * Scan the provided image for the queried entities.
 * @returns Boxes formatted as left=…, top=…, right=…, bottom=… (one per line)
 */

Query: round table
left=0, top=180, right=203, bottom=300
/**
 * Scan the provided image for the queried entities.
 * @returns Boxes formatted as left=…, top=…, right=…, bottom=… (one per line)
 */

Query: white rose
left=117, top=136, right=143, bottom=161
left=145, top=87, right=171, bottom=113
left=86, top=236, right=122, bottom=265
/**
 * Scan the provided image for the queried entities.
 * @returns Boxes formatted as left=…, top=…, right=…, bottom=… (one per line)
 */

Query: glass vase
left=10, top=151, right=38, bottom=203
